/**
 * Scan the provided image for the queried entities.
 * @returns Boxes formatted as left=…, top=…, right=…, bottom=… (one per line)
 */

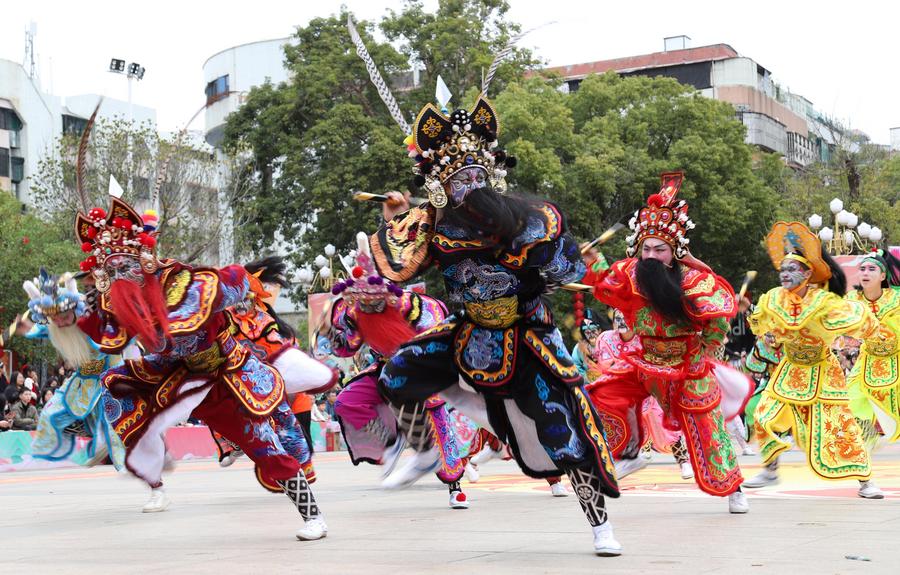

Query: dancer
left=743, top=334, right=783, bottom=442
left=325, top=233, right=471, bottom=509
left=591, top=309, right=694, bottom=480
left=220, top=256, right=337, bottom=489
left=572, top=310, right=603, bottom=383
left=582, top=172, right=748, bottom=513
left=845, top=248, right=900, bottom=443
left=744, top=221, right=882, bottom=498
left=74, top=196, right=328, bottom=538
left=19, top=269, right=126, bottom=469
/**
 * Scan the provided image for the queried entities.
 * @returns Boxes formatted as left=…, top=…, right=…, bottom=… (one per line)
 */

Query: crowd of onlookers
left=0, top=359, right=70, bottom=433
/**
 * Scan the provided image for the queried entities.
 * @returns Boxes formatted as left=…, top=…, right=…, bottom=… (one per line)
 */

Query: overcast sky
left=3, top=0, right=896, bottom=144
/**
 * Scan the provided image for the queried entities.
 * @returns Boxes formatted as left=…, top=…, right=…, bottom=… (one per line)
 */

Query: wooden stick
left=737, top=271, right=757, bottom=301
left=352, top=191, right=427, bottom=206
left=580, top=223, right=625, bottom=254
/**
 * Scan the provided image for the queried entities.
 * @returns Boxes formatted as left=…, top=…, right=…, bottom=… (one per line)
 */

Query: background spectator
left=4, top=371, right=25, bottom=404
left=311, top=399, right=330, bottom=422
left=324, top=391, right=338, bottom=419
left=0, top=395, right=9, bottom=431
left=10, top=388, right=38, bottom=430
left=23, top=378, right=38, bottom=406
left=40, top=388, right=55, bottom=410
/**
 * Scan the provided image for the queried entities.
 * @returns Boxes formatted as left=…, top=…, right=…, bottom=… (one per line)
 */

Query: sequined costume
left=845, top=288, right=900, bottom=443
left=372, top=201, right=619, bottom=519
left=220, top=281, right=338, bottom=490
left=330, top=291, right=471, bottom=484
left=21, top=269, right=126, bottom=469
left=749, top=286, right=878, bottom=479
left=74, top=195, right=325, bottom=536
left=583, top=262, right=744, bottom=496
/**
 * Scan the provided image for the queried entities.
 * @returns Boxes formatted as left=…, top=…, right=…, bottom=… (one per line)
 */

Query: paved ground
left=5, top=446, right=900, bottom=574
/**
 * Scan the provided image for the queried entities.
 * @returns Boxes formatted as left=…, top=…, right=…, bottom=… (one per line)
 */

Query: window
left=0, top=108, right=23, bottom=131
left=62, top=114, right=88, bottom=136
left=0, top=148, right=9, bottom=178
left=11, top=157, right=24, bottom=183
left=205, top=75, right=230, bottom=105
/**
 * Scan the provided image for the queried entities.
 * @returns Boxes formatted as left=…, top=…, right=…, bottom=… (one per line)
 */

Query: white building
left=202, top=38, right=292, bottom=148
left=0, top=57, right=156, bottom=207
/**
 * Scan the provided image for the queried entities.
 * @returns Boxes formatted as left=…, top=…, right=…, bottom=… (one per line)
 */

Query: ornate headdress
left=347, top=15, right=521, bottom=209
left=330, top=232, right=404, bottom=307
left=407, top=97, right=512, bottom=208
left=74, top=197, right=159, bottom=293
left=22, top=268, right=85, bottom=324
left=626, top=172, right=693, bottom=258
left=765, top=221, right=831, bottom=284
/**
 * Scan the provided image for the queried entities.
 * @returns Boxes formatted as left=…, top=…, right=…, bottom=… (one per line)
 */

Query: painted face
left=640, top=238, right=674, bottom=267
left=582, top=326, right=600, bottom=345
left=50, top=310, right=77, bottom=328
left=779, top=259, right=811, bottom=290
left=857, top=260, right=885, bottom=289
left=359, top=298, right=387, bottom=314
left=105, top=255, right=145, bottom=286
left=446, top=166, right=488, bottom=207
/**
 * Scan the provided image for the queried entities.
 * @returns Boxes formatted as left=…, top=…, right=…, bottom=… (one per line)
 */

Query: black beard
left=439, top=186, right=535, bottom=247
left=635, top=258, right=690, bottom=324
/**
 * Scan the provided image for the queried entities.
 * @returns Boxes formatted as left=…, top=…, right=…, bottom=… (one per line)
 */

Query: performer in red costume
left=582, top=172, right=749, bottom=514
left=74, top=197, right=327, bottom=540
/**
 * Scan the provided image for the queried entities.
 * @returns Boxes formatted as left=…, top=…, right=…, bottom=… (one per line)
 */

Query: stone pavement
left=4, top=447, right=900, bottom=575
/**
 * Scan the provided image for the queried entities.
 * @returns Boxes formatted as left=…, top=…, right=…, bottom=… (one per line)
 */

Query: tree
left=30, top=117, right=251, bottom=265
left=222, top=1, right=536, bottom=279
left=0, top=192, right=82, bottom=364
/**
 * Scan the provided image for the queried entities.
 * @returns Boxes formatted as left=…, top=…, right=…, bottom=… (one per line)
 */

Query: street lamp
left=299, top=244, right=347, bottom=293
left=108, top=58, right=146, bottom=196
left=807, top=197, right=882, bottom=255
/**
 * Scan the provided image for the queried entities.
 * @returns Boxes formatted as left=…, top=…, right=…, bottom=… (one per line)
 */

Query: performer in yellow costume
left=744, top=222, right=883, bottom=498
left=846, top=248, right=900, bottom=443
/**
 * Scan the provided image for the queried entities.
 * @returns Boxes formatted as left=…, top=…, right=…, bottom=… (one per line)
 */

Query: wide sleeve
left=822, top=295, right=878, bottom=340
left=214, top=265, right=251, bottom=312
left=583, top=258, right=641, bottom=315
left=370, top=205, right=436, bottom=282
left=748, top=291, right=777, bottom=337
left=682, top=271, right=736, bottom=323
left=77, top=305, right=129, bottom=354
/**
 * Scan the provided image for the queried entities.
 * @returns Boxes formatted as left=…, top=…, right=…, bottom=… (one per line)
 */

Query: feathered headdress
left=23, top=268, right=85, bottom=324
left=347, top=15, right=525, bottom=208
left=626, top=172, right=694, bottom=258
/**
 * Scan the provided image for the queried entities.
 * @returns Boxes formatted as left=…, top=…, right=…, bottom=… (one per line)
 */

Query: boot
left=277, top=471, right=327, bottom=541
left=381, top=445, right=440, bottom=489
left=142, top=486, right=170, bottom=513
left=592, top=522, right=623, bottom=557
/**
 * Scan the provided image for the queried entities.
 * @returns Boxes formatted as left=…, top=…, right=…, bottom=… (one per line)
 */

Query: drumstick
left=352, top=191, right=427, bottom=206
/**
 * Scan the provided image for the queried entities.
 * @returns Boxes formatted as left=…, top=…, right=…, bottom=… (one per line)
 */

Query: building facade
left=0, top=58, right=156, bottom=207
left=543, top=38, right=848, bottom=168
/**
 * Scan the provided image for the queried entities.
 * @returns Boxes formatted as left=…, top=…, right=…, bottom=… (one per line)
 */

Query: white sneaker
left=380, top=435, right=407, bottom=478
left=381, top=446, right=440, bottom=489
left=296, top=516, right=328, bottom=541
left=550, top=482, right=569, bottom=497
left=858, top=480, right=884, bottom=499
left=728, top=491, right=750, bottom=513
left=219, top=450, right=243, bottom=468
left=142, top=487, right=170, bottom=513
left=742, top=446, right=756, bottom=456
left=592, top=521, right=623, bottom=556
left=464, top=462, right=480, bottom=483
left=679, top=461, right=694, bottom=480
left=470, top=447, right=503, bottom=466
left=613, top=456, right=649, bottom=480
left=449, top=490, right=469, bottom=509
left=742, top=469, right=779, bottom=488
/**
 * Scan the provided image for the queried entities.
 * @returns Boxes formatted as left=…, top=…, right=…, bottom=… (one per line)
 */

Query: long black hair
left=635, top=258, right=691, bottom=324
left=820, top=247, right=847, bottom=294
left=439, top=185, right=538, bottom=249
left=244, top=255, right=294, bottom=339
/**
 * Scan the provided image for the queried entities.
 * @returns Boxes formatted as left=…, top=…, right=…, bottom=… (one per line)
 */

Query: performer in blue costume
left=20, top=268, right=126, bottom=469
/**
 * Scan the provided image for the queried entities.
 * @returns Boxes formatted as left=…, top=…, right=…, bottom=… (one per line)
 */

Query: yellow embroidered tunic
left=748, top=286, right=878, bottom=480
left=846, top=288, right=900, bottom=441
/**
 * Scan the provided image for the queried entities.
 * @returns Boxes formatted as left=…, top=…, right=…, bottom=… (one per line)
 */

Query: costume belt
left=464, top=295, right=522, bottom=329
left=79, top=358, right=106, bottom=376
left=184, top=332, right=239, bottom=373
left=639, top=336, right=689, bottom=367
left=865, top=336, right=897, bottom=357
left=784, top=341, right=827, bottom=365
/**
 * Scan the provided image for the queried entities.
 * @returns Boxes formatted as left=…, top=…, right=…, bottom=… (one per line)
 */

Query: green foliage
left=0, top=193, right=82, bottom=363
